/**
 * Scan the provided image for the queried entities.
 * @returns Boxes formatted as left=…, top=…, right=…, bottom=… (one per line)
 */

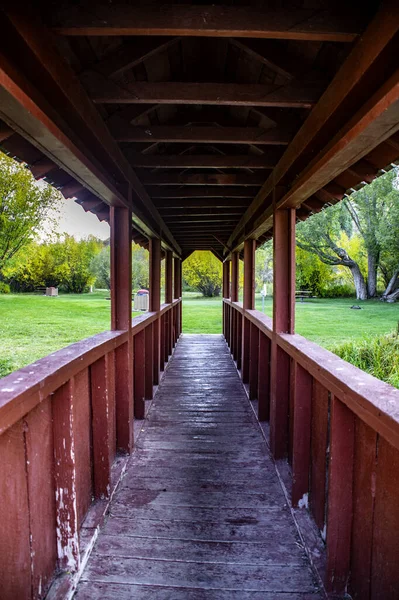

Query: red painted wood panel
left=107, top=350, right=116, bottom=462
left=91, top=356, right=112, bottom=499
left=371, top=436, right=399, bottom=599
left=25, top=398, right=57, bottom=598
left=52, top=380, right=80, bottom=571
left=258, top=332, right=270, bottom=421
left=145, top=324, right=154, bottom=400
left=310, top=380, right=329, bottom=532
left=242, top=317, right=251, bottom=383
left=325, top=396, right=355, bottom=594
left=291, top=363, right=312, bottom=507
left=115, top=340, right=134, bottom=453
left=270, top=344, right=290, bottom=459
left=349, top=418, right=377, bottom=600
left=249, top=322, right=259, bottom=400
left=0, top=421, right=31, bottom=599
left=134, top=329, right=145, bottom=419
left=73, top=368, right=93, bottom=529
left=237, top=313, right=242, bottom=370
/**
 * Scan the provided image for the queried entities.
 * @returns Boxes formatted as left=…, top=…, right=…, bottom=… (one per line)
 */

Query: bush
left=331, top=332, right=399, bottom=388
left=318, top=284, right=355, bottom=298
left=0, top=282, right=10, bottom=294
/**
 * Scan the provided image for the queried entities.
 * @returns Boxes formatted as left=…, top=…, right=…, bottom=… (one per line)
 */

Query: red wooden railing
left=223, top=299, right=399, bottom=599
left=0, top=299, right=181, bottom=600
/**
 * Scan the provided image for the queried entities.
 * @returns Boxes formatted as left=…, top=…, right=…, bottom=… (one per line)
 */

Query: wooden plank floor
left=75, top=334, right=323, bottom=599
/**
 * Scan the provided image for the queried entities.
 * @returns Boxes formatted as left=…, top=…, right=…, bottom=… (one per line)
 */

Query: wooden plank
left=134, top=329, right=145, bottom=420
left=128, top=154, right=278, bottom=169
left=258, top=331, right=271, bottom=421
left=325, top=396, right=355, bottom=594
left=73, top=368, right=92, bottom=528
left=110, top=122, right=292, bottom=145
left=144, top=323, right=154, bottom=400
left=91, top=356, right=112, bottom=499
left=270, top=344, right=290, bottom=459
left=273, top=207, right=295, bottom=334
left=310, top=380, right=329, bottom=532
left=52, top=5, right=363, bottom=42
left=249, top=322, right=259, bottom=400
left=0, top=421, right=31, bottom=600
left=371, top=436, right=399, bottom=598
left=24, top=398, right=57, bottom=599
left=291, top=363, right=312, bottom=507
left=349, top=418, right=377, bottom=600
left=141, top=173, right=266, bottom=186
left=52, top=379, right=80, bottom=571
left=85, top=77, right=319, bottom=108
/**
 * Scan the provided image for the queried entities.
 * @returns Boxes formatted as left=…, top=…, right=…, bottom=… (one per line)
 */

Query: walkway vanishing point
left=75, top=335, right=323, bottom=599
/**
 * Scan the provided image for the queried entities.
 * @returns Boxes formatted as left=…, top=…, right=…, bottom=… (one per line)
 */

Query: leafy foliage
left=183, top=251, right=222, bottom=297
left=0, top=152, right=61, bottom=277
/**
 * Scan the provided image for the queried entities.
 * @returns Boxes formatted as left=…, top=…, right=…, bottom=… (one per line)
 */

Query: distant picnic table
left=295, top=290, right=313, bottom=302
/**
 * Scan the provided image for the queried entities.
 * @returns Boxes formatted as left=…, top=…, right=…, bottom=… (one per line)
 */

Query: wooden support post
left=145, top=323, right=154, bottom=399
left=291, top=362, right=312, bottom=507
left=165, top=250, right=173, bottom=357
left=258, top=332, right=271, bottom=421
left=222, top=260, right=230, bottom=339
left=242, top=240, right=255, bottom=383
left=110, top=206, right=133, bottom=453
left=270, top=207, right=295, bottom=459
left=325, top=395, right=355, bottom=594
left=52, top=379, right=80, bottom=571
left=249, top=322, right=259, bottom=399
left=90, top=356, right=112, bottom=499
left=231, top=252, right=239, bottom=302
left=149, top=238, right=161, bottom=384
left=173, top=257, right=181, bottom=342
left=134, top=329, right=145, bottom=419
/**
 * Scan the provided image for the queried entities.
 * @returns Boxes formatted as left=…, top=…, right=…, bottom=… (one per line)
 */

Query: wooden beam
left=147, top=187, right=256, bottom=198
left=226, top=2, right=399, bottom=250
left=90, top=37, right=180, bottom=79
left=127, top=154, right=278, bottom=169
left=160, top=209, right=244, bottom=218
left=165, top=216, right=239, bottom=223
left=51, top=5, right=364, bottom=42
left=29, top=157, right=58, bottom=179
left=84, top=75, right=319, bottom=109
left=154, top=198, right=250, bottom=209
left=139, top=173, right=267, bottom=186
left=1, top=8, right=181, bottom=256
left=229, top=39, right=298, bottom=81
left=110, top=121, right=292, bottom=145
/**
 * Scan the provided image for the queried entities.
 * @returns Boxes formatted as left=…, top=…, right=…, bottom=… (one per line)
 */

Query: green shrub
left=0, top=282, right=10, bottom=294
left=319, top=284, right=355, bottom=298
left=331, top=332, right=399, bottom=388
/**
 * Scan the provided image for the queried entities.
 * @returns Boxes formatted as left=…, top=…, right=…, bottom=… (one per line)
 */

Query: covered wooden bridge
left=0, top=1, right=399, bottom=598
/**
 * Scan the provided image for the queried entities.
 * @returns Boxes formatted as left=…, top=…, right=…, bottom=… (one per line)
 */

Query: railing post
left=149, top=238, right=161, bottom=385
left=242, top=239, right=255, bottom=383
left=110, top=206, right=133, bottom=453
left=270, top=206, right=295, bottom=458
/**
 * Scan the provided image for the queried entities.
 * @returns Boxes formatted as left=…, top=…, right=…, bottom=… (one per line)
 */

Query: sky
left=43, top=197, right=110, bottom=240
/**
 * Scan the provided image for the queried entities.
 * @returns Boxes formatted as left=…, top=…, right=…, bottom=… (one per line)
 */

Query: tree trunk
left=367, top=253, right=379, bottom=298
left=350, top=264, right=368, bottom=300
left=381, top=269, right=399, bottom=302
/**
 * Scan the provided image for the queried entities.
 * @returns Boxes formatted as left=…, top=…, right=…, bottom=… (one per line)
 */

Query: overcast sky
left=44, top=197, right=110, bottom=240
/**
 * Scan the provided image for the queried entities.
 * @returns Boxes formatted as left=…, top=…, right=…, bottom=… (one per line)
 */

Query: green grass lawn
left=0, top=291, right=398, bottom=379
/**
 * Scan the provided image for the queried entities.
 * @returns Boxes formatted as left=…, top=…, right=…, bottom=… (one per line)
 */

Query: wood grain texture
left=76, top=334, right=322, bottom=598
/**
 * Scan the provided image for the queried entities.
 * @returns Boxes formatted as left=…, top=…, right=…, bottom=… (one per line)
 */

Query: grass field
left=0, top=291, right=398, bottom=378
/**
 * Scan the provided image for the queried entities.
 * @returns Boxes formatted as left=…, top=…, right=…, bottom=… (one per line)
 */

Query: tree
left=90, top=245, right=111, bottom=289
left=297, top=169, right=399, bottom=300
left=255, top=242, right=273, bottom=292
left=296, top=203, right=368, bottom=299
left=183, top=251, right=222, bottom=297
left=89, top=242, right=149, bottom=291
left=0, top=152, right=61, bottom=279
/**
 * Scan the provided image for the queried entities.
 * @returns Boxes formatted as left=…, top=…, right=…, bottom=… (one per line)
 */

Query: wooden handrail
left=224, top=298, right=399, bottom=449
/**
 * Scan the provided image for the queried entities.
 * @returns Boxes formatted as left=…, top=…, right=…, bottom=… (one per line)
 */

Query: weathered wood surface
left=76, top=334, right=322, bottom=598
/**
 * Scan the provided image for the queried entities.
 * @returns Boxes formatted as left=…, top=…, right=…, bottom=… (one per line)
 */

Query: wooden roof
left=0, top=1, right=398, bottom=259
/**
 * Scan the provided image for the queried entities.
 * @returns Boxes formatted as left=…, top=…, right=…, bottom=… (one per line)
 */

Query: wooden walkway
left=75, top=334, right=323, bottom=599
